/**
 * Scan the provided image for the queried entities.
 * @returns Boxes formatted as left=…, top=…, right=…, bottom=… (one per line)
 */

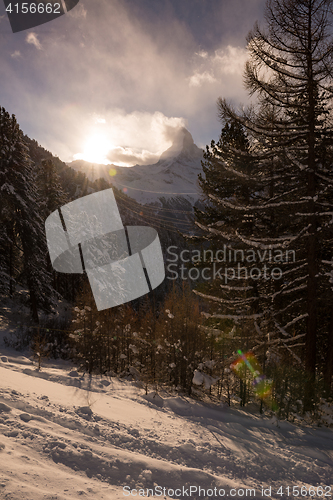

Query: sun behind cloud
left=74, top=134, right=112, bottom=165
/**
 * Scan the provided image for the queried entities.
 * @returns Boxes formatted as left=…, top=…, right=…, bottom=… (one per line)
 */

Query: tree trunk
left=304, top=15, right=317, bottom=409
left=9, top=243, right=14, bottom=296
left=323, top=310, right=333, bottom=397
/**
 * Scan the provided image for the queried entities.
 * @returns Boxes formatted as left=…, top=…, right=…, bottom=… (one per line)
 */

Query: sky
left=0, top=0, right=265, bottom=166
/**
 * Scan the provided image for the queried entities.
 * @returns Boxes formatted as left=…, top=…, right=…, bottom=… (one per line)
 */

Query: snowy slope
left=69, top=128, right=204, bottom=206
left=1, top=316, right=333, bottom=499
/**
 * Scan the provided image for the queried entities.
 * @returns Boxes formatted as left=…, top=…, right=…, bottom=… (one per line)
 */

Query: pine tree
left=196, top=0, right=333, bottom=405
left=195, top=118, right=278, bottom=400
left=0, top=107, right=56, bottom=321
left=36, top=158, right=67, bottom=218
left=196, top=120, right=258, bottom=233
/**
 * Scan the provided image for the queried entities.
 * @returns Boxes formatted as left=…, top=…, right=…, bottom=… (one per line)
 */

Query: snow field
left=0, top=355, right=333, bottom=500
left=0, top=341, right=332, bottom=499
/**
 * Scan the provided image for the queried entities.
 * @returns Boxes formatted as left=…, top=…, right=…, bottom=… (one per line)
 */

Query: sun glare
left=81, top=134, right=112, bottom=164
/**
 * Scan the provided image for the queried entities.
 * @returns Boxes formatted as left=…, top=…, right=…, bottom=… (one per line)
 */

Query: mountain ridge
left=68, top=128, right=204, bottom=206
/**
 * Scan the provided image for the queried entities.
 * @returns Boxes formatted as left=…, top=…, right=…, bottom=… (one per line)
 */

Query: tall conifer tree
left=0, top=107, right=56, bottom=321
left=196, top=0, right=333, bottom=402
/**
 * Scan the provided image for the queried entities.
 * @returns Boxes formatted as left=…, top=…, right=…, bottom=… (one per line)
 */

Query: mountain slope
left=69, top=128, right=204, bottom=206
left=1, top=318, right=333, bottom=500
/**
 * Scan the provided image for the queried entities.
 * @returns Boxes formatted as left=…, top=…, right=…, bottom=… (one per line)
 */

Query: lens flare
left=231, top=350, right=273, bottom=400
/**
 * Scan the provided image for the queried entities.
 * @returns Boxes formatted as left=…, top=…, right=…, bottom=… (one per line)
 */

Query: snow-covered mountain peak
left=68, top=128, right=204, bottom=206
left=159, top=127, right=202, bottom=163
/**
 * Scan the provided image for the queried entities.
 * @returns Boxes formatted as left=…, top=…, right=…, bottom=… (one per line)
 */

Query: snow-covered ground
left=0, top=309, right=333, bottom=500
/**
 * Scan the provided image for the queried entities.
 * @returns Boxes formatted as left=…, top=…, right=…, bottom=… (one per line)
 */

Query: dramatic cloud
left=26, top=32, right=42, bottom=50
left=73, top=111, right=187, bottom=166
left=107, top=147, right=159, bottom=167
left=189, top=71, right=217, bottom=88
left=0, top=0, right=265, bottom=162
left=189, top=46, right=248, bottom=88
left=213, top=46, right=249, bottom=75
left=67, top=3, right=87, bottom=18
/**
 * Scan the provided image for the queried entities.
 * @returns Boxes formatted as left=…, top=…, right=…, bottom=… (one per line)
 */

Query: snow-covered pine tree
left=154, top=284, right=205, bottom=394
left=0, top=107, right=56, bottom=321
left=0, top=108, right=16, bottom=295
left=196, top=0, right=333, bottom=406
left=35, top=158, right=69, bottom=295
left=195, top=117, right=282, bottom=397
left=36, top=158, right=67, bottom=218
left=196, top=120, right=257, bottom=232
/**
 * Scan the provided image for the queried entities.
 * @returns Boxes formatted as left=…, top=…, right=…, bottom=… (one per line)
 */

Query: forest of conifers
left=1, top=0, right=333, bottom=424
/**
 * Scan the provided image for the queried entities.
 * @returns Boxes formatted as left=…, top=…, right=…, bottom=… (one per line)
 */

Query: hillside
left=1, top=312, right=333, bottom=500
left=68, top=128, right=204, bottom=206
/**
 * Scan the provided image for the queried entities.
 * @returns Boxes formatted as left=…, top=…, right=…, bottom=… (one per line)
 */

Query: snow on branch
left=270, top=283, right=307, bottom=302
left=209, top=193, right=312, bottom=212
left=274, top=320, right=291, bottom=337
left=272, top=298, right=303, bottom=315
left=264, top=186, right=301, bottom=204
left=252, top=333, right=306, bottom=353
left=194, top=221, right=235, bottom=241
left=281, top=284, right=307, bottom=295
left=210, top=159, right=251, bottom=179
left=221, top=164, right=251, bottom=180
left=280, top=342, right=303, bottom=364
left=295, top=212, right=333, bottom=218
left=315, top=172, right=333, bottom=184
left=193, top=289, right=258, bottom=306
left=208, top=313, right=263, bottom=320
left=198, top=325, right=258, bottom=339
left=284, top=151, right=308, bottom=170
left=235, top=224, right=311, bottom=249
left=254, top=321, right=265, bottom=337
left=198, top=325, right=224, bottom=336
left=281, top=263, right=307, bottom=275
left=282, top=314, right=308, bottom=330
left=220, top=284, right=253, bottom=291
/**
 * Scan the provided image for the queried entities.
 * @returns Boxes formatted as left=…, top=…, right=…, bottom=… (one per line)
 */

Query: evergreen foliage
left=36, top=158, right=67, bottom=218
left=70, top=283, right=211, bottom=394
left=0, top=107, right=57, bottom=321
left=195, top=0, right=333, bottom=406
